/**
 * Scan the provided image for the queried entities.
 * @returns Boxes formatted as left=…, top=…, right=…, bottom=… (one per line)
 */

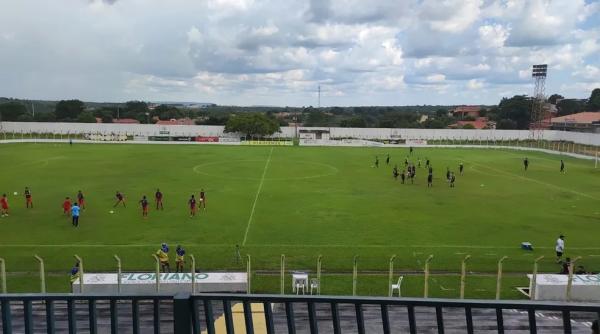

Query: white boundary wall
left=1, top=122, right=599, bottom=145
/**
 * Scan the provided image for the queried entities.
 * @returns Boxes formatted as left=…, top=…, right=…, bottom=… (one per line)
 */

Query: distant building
left=550, top=112, right=600, bottom=133
left=155, top=118, right=196, bottom=125
left=452, top=106, right=481, bottom=118
left=418, top=115, right=429, bottom=123
left=113, top=118, right=140, bottom=124
left=448, top=117, right=495, bottom=130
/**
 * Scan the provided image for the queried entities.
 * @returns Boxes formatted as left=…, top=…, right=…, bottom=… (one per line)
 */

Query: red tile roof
left=155, top=118, right=195, bottom=125
left=113, top=118, right=140, bottom=124
left=551, top=112, right=600, bottom=124
left=449, top=117, right=492, bottom=129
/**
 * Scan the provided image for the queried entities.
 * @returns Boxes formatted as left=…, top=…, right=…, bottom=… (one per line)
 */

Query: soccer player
left=393, top=165, right=399, bottom=180
left=24, top=187, right=33, bottom=208
left=63, top=197, right=72, bottom=216
left=450, top=172, right=456, bottom=188
left=71, top=202, right=80, bottom=227
left=404, top=158, right=409, bottom=167
left=418, top=159, right=421, bottom=168
left=0, top=194, right=9, bottom=217
left=386, top=154, right=390, bottom=165
left=428, top=165, right=433, bottom=175
left=77, top=190, right=85, bottom=209
left=189, top=194, right=197, bottom=217
left=409, top=166, right=415, bottom=184
left=175, top=245, right=185, bottom=273
left=400, top=170, right=405, bottom=184
left=446, top=168, right=450, bottom=182
left=409, top=146, right=413, bottom=155
left=156, top=243, right=170, bottom=273
left=139, top=195, right=149, bottom=218
left=200, top=189, right=206, bottom=210
left=374, top=156, right=379, bottom=168
left=560, top=160, right=565, bottom=173
left=155, top=189, right=164, bottom=210
left=425, top=158, right=430, bottom=168
left=523, top=157, right=529, bottom=171
left=114, top=191, right=126, bottom=207
left=556, top=235, right=565, bottom=263
left=427, top=169, right=433, bottom=188
left=459, top=163, right=464, bottom=176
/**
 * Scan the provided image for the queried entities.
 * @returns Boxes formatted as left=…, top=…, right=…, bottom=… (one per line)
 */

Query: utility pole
left=318, top=85, right=321, bottom=109
left=31, top=102, right=35, bottom=118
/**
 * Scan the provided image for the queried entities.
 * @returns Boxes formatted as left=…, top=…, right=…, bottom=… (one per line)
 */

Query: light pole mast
left=318, top=85, right=321, bottom=109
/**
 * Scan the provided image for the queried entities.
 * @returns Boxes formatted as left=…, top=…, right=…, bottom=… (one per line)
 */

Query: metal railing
left=1, top=293, right=599, bottom=334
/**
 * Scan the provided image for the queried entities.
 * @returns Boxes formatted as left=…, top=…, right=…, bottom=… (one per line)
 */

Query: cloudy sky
left=1, top=0, right=599, bottom=106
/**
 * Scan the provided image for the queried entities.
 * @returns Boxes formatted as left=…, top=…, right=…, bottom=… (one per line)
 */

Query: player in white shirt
left=555, top=235, right=565, bottom=263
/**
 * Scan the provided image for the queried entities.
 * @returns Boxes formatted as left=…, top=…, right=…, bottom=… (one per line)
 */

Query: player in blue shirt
left=71, top=202, right=80, bottom=227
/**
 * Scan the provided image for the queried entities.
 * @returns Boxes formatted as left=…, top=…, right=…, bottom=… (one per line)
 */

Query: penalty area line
left=242, top=146, right=274, bottom=246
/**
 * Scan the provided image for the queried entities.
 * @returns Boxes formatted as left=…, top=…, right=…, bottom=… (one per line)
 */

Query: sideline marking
left=242, top=147, right=274, bottom=246
left=466, top=160, right=599, bottom=201
left=4, top=243, right=600, bottom=250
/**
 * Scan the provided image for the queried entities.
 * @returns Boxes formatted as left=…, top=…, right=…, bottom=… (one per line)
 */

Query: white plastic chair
left=310, top=278, right=320, bottom=295
left=391, top=276, right=404, bottom=297
left=295, top=281, right=306, bottom=295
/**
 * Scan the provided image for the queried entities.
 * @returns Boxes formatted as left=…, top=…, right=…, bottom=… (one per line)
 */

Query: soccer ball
left=109, top=210, right=114, bottom=214
left=13, top=192, right=18, bottom=196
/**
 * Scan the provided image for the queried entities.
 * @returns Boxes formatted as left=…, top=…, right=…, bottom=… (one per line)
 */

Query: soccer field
left=0, top=143, right=599, bottom=298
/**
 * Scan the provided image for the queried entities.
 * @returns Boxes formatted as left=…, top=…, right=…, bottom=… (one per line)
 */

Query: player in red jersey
left=63, top=197, right=72, bottom=216
left=1, top=194, right=9, bottom=217
left=155, top=189, right=163, bottom=210
left=77, top=190, right=85, bottom=209
left=199, top=189, right=206, bottom=210
left=188, top=195, right=197, bottom=217
left=139, top=195, right=149, bottom=218
left=114, top=191, right=126, bottom=208
left=24, top=187, right=33, bottom=208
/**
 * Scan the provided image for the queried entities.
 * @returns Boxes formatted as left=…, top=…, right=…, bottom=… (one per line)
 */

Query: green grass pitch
left=0, top=143, right=599, bottom=298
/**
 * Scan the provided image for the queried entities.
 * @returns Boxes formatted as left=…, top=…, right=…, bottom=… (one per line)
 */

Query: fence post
left=190, top=255, right=196, bottom=294
left=460, top=255, right=471, bottom=299
left=34, top=255, right=46, bottom=293
left=352, top=255, right=359, bottom=296
left=530, top=256, right=544, bottom=300
left=316, top=255, right=322, bottom=295
left=152, top=254, right=160, bottom=292
left=173, top=292, right=192, bottom=334
left=74, top=255, right=84, bottom=293
left=424, top=255, right=434, bottom=298
left=0, top=257, right=6, bottom=293
left=566, top=256, right=582, bottom=301
left=388, top=255, right=396, bottom=297
left=280, top=254, right=285, bottom=295
left=113, top=255, right=122, bottom=294
left=246, top=255, right=251, bottom=294
left=496, top=256, right=508, bottom=299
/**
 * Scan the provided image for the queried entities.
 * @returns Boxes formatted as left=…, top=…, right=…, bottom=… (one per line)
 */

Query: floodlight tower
left=530, top=64, right=548, bottom=139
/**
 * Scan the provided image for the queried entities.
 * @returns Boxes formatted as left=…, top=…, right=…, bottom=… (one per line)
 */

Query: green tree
left=340, top=117, right=367, bottom=128
left=224, top=113, right=280, bottom=138
left=0, top=102, right=27, bottom=121
left=557, top=99, right=584, bottom=116
left=496, top=119, right=517, bottom=129
left=548, top=94, right=564, bottom=105
left=586, top=88, right=600, bottom=110
left=462, top=123, right=475, bottom=129
left=304, top=111, right=333, bottom=126
left=123, top=101, right=149, bottom=121
left=498, top=95, right=531, bottom=129
left=77, top=111, right=97, bottom=123
left=55, top=100, right=85, bottom=121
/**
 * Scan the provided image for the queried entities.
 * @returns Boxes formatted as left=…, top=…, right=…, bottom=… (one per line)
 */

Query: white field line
left=242, top=147, right=274, bottom=246
left=467, top=160, right=600, bottom=201
left=7, top=243, right=600, bottom=250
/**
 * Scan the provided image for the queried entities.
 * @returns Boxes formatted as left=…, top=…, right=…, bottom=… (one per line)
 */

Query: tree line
left=1, top=88, right=599, bottom=135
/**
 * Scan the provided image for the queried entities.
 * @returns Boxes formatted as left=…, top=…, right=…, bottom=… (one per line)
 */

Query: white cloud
left=0, top=0, right=598, bottom=105
left=467, top=79, right=484, bottom=90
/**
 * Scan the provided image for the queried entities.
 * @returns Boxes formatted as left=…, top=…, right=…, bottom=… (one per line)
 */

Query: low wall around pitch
left=72, top=272, right=247, bottom=294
